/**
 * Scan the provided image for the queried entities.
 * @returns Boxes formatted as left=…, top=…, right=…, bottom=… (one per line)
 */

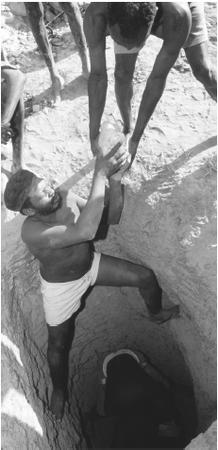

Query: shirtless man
left=84, top=2, right=217, bottom=158
left=4, top=148, right=178, bottom=419
left=24, top=2, right=89, bottom=104
left=1, top=51, right=25, bottom=173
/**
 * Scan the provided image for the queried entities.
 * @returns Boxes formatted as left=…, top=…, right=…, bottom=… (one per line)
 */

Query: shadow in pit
left=137, top=135, right=217, bottom=200
left=81, top=353, right=197, bottom=449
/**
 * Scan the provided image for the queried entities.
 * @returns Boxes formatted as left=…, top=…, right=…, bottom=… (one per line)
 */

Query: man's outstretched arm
left=129, top=7, right=191, bottom=161
left=84, top=8, right=107, bottom=154
left=114, top=53, right=138, bottom=135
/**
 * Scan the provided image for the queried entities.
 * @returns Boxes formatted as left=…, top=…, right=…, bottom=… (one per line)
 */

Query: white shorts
left=40, top=252, right=101, bottom=326
left=183, top=2, right=208, bottom=49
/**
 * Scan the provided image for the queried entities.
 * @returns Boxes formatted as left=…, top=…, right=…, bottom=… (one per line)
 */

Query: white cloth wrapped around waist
left=40, top=252, right=101, bottom=326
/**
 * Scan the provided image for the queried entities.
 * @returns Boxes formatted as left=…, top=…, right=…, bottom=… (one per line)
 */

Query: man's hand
left=96, top=142, right=127, bottom=178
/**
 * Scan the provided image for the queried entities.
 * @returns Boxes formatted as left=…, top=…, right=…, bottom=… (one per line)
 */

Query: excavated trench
left=1, top=210, right=216, bottom=449
left=1, top=134, right=216, bottom=450
left=2, top=256, right=197, bottom=450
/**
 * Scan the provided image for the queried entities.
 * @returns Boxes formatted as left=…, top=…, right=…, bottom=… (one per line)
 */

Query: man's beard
left=37, top=190, right=62, bottom=216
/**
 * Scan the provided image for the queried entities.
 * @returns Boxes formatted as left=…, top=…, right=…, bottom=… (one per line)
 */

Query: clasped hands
left=91, top=133, right=139, bottom=176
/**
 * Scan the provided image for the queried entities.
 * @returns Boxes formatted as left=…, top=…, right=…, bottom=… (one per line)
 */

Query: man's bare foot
left=51, top=75, right=64, bottom=106
left=50, top=389, right=66, bottom=420
left=149, top=305, right=180, bottom=324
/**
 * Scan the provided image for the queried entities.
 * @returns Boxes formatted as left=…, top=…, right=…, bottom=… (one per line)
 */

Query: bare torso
left=85, top=2, right=191, bottom=48
left=22, top=190, right=93, bottom=283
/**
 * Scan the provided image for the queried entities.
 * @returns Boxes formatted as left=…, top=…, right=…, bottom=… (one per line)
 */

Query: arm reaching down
left=130, top=6, right=191, bottom=159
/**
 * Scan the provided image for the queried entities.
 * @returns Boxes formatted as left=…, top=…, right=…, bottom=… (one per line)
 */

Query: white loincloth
left=40, top=252, right=101, bottom=326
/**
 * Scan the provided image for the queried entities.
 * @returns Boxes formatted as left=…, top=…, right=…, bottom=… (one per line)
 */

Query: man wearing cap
left=84, top=2, right=216, bottom=158
left=4, top=149, right=179, bottom=419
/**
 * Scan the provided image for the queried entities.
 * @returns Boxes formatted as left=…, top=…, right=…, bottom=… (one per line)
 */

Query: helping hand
left=96, top=142, right=128, bottom=178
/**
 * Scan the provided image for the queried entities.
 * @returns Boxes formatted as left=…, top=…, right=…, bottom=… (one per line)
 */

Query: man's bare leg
left=1, top=67, right=25, bottom=171
left=10, top=99, right=24, bottom=173
left=24, top=2, right=64, bottom=104
left=185, top=41, right=217, bottom=101
left=47, top=315, right=75, bottom=419
left=96, top=254, right=179, bottom=324
left=61, top=2, right=89, bottom=78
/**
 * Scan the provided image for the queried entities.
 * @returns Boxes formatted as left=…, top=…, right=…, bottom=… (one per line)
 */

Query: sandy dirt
left=1, top=3, right=217, bottom=205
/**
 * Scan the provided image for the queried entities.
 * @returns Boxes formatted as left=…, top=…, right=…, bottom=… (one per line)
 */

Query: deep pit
left=2, top=137, right=216, bottom=448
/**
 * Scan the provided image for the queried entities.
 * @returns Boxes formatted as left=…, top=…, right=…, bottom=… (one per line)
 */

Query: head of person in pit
left=108, top=2, right=156, bottom=50
left=4, top=169, right=62, bottom=216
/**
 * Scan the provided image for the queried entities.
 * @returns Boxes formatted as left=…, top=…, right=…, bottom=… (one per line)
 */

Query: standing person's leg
left=96, top=254, right=179, bottom=324
left=184, top=3, right=216, bottom=101
left=114, top=53, right=138, bottom=134
left=185, top=42, right=217, bottom=101
left=61, top=2, right=89, bottom=77
left=10, top=99, right=24, bottom=173
left=47, top=314, right=76, bottom=419
left=24, top=2, right=63, bottom=103
left=1, top=67, right=25, bottom=171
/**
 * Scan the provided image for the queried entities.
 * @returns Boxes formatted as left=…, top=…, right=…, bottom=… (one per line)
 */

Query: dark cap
left=4, top=169, right=36, bottom=211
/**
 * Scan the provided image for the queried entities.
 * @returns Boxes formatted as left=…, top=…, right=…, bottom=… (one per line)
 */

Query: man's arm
left=107, top=176, right=124, bottom=224
left=114, top=53, right=138, bottom=135
left=22, top=147, right=127, bottom=249
left=130, top=6, right=191, bottom=158
left=94, top=176, right=124, bottom=240
left=84, top=6, right=107, bottom=154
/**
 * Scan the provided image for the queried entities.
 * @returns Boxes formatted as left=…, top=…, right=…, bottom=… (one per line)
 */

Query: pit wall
left=2, top=136, right=216, bottom=449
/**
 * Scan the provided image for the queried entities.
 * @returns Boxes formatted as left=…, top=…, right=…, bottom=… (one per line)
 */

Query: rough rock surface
left=1, top=3, right=217, bottom=449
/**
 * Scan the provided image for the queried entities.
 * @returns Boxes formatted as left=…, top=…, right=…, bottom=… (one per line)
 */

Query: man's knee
left=114, top=66, right=133, bottom=85
left=192, top=61, right=213, bottom=84
left=139, top=266, right=159, bottom=289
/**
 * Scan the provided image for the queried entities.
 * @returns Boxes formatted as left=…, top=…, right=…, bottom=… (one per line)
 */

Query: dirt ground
left=1, top=2, right=217, bottom=199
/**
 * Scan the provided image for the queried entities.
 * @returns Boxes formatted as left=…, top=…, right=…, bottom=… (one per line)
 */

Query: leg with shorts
left=184, top=2, right=217, bottom=101
left=95, top=254, right=179, bottom=324
left=41, top=252, right=101, bottom=419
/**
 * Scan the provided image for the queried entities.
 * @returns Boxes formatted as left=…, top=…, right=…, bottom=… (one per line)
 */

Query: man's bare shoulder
left=21, top=216, right=47, bottom=244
